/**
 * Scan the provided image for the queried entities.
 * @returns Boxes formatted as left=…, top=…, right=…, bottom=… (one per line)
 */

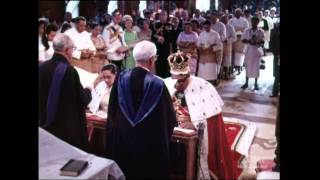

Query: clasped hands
left=81, top=49, right=94, bottom=59
left=116, top=46, right=129, bottom=54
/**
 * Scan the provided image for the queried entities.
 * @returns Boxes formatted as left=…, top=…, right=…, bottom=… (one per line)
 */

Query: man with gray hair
left=105, top=40, right=176, bottom=179
left=39, top=33, right=92, bottom=151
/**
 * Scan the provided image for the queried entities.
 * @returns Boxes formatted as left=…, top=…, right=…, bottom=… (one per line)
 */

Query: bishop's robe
left=105, top=67, right=177, bottom=179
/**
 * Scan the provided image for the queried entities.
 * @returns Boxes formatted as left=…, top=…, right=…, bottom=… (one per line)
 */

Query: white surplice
left=64, top=28, right=96, bottom=59
left=39, top=41, right=54, bottom=61
left=197, top=30, right=222, bottom=80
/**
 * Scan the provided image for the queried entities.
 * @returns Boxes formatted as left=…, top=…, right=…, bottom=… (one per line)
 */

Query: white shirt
left=225, top=23, right=236, bottom=44
left=211, top=21, right=226, bottom=41
left=264, top=16, right=274, bottom=30
left=39, top=41, right=54, bottom=61
left=245, top=15, right=252, bottom=28
left=197, top=30, right=222, bottom=51
left=64, top=27, right=96, bottom=59
left=270, top=16, right=279, bottom=24
left=228, top=17, right=249, bottom=33
left=102, top=21, right=127, bottom=61
left=192, top=15, right=206, bottom=23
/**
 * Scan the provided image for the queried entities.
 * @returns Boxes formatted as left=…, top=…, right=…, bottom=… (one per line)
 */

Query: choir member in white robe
left=228, top=9, right=249, bottom=33
left=176, top=22, right=199, bottom=75
left=64, top=16, right=96, bottom=72
left=257, top=11, right=273, bottom=50
left=211, top=13, right=226, bottom=77
left=39, top=19, right=46, bottom=45
left=264, top=10, right=274, bottom=50
left=229, top=9, right=249, bottom=75
left=241, top=17, right=265, bottom=90
left=39, top=24, right=58, bottom=62
left=192, top=9, right=206, bottom=24
left=233, top=31, right=247, bottom=74
left=270, top=7, right=280, bottom=24
left=197, top=20, right=222, bottom=86
left=102, top=9, right=128, bottom=70
left=221, top=15, right=236, bottom=79
left=164, top=52, right=239, bottom=180
left=244, top=9, right=252, bottom=28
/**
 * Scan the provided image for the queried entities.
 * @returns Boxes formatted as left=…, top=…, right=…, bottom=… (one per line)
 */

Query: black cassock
left=151, top=22, right=174, bottom=78
left=106, top=67, right=177, bottom=179
left=39, top=54, right=91, bottom=151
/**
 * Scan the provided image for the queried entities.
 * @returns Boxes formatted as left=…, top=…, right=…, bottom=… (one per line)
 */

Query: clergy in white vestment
left=211, top=12, right=226, bottom=76
left=64, top=16, right=96, bottom=72
left=241, top=17, right=265, bottom=90
left=220, top=15, right=236, bottom=79
left=164, top=52, right=240, bottom=180
left=197, top=20, right=222, bottom=86
left=102, top=9, right=128, bottom=70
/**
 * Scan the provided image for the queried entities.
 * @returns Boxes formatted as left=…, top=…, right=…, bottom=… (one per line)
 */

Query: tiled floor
left=216, top=53, right=279, bottom=177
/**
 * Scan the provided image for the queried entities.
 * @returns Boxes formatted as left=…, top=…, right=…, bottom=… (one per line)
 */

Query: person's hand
left=242, top=39, right=249, bottom=44
left=250, top=39, right=257, bottom=45
left=179, top=121, right=196, bottom=130
left=157, top=36, right=165, bottom=44
left=88, top=50, right=95, bottom=58
left=98, top=53, right=107, bottom=59
left=210, top=43, right=217, bottom=48
left=116, top=46, right=128, bottom=54
left=81, top=50, right=90, bottom=59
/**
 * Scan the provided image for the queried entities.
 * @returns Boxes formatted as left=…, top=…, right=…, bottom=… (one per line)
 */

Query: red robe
left=207, top=114, right=242, bottom=179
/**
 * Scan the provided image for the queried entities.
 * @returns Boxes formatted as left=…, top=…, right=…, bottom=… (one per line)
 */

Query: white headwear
left=133, top=40, right=157, bottom=62
left=39, top=17, right=48, bottom=23
left=271, top=7, right=276, bottom=12
left=122, top=14, right=133, bottom=22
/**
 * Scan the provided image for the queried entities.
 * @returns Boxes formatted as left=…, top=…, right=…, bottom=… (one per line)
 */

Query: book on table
left=60, top=159, right=89, bottom=177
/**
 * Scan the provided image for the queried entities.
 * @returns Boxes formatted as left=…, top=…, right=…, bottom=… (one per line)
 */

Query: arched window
left=196, top=0, right=210, bottom=12
left=108, top=1, right=118, bottom=15
left=66, top=0, right=79, bottom=17
left=139, top=0, right=147, bottom=18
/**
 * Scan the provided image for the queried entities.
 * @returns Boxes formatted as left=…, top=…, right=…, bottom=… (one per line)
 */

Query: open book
left=88, top=81, right=107, bottom=114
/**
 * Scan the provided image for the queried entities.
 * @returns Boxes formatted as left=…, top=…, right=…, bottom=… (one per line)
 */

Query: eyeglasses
left=152, top=55, right=158, bottom=61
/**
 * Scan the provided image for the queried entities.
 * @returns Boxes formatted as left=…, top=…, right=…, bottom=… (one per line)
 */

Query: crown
left=167, top=51, right=191, bottom=76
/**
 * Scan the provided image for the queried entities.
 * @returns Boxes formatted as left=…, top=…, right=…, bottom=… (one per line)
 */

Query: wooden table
left=86, top=115, right=198, bottom=179
left=171, top=131, right=198, bottom=180
left=86, top=113, right=107, bottom=156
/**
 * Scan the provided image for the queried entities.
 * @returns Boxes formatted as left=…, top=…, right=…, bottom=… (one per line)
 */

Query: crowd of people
left=39, top=5, right=280, bottom=179
left=39, top=6, right=279, bottom=90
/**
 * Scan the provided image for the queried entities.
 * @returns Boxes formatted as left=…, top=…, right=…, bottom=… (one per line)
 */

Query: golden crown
left=167, top=51, right=191, bottom=75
